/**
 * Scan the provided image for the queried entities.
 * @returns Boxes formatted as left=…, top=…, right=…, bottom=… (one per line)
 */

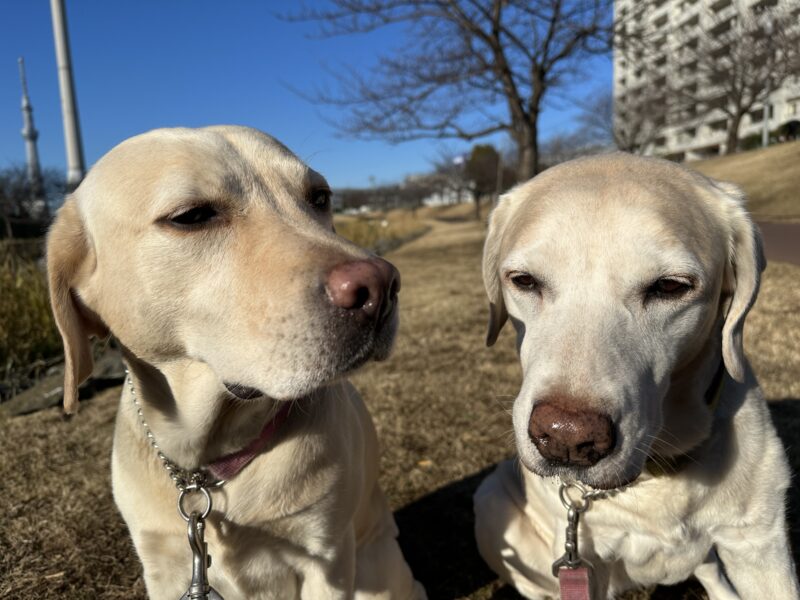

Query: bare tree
left=431, top=149, right=470, bottom=205
left=672, top=6, right=800, bottom=154
left=287, top=0, right=613, bottom=179
left=609, top=86, right=669, bottom=153
left=576, top=89, right=614, bottom=147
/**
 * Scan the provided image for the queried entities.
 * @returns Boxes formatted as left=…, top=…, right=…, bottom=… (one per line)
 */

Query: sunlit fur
left=474, top=153, right=797, bottom=599
left=47, top=126, right=421, bottom=599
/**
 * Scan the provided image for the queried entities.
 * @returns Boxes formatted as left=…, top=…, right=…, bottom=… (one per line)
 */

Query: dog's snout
left=528, top=401, right=615, bottom=467
left=326, top=258, right=400, bottom=319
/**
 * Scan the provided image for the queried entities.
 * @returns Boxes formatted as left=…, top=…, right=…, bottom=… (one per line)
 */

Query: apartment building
left=613, top=0, right=800, bottom=160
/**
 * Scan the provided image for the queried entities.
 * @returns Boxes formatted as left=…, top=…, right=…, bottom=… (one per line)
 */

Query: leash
left=126, top=370, right=291, bottom=600
left=551, top=480, right=626, bottom=600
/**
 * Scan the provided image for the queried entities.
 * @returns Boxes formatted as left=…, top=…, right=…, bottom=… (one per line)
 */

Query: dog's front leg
left=714, top=518, right=800, bottom=600
left=298, top=528, right=356, bottom=600
left=693, top=548, right=739, bottom=600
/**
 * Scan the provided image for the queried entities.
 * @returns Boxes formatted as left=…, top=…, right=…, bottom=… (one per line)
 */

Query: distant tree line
left=0, top=166, right=66, bottom=239
left=334, top=142, right=521, bottom=219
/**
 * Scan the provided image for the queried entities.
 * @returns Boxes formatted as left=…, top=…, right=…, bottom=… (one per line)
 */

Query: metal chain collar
left=125, top=370, right=225, bottom=500
left=125, top=369, right=226, bottom=599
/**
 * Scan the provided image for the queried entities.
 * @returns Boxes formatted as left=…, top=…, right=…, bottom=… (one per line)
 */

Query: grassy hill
left=691, top=140, right=800, bottom=222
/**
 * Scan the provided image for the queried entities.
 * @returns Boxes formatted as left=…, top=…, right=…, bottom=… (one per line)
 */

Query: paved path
left=757, top=222, right=800, bottom=266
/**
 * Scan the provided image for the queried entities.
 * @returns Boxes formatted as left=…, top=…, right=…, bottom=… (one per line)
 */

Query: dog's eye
left=308, top=188, right=331, bottom=211
left=510, top=272, right=539, bottom=291
left=168, top=205, right=218, bottom=228
left=646, top=277, right=693, bottom=300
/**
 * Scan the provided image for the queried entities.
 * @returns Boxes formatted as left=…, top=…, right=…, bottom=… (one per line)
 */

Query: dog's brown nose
left=326, top=258, right=400, bottom=319
left=528, top=402, right=615, bottom=467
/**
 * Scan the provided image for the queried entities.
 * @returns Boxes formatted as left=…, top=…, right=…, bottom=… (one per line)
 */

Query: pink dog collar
left=207, top=402, right=292, bottom=481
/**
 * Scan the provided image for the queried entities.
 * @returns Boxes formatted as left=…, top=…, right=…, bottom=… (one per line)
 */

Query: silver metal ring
left=177, top=486, right=212, bottom=521
left=559, top=481, right=590, bottom=513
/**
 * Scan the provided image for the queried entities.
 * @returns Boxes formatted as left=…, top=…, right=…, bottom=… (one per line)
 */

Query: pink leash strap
left=208, top=402, right=292, bottom=481
left=559, top=566, right=592, bottom=600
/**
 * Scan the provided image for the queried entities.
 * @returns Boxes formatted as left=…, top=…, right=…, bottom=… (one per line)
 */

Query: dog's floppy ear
left=47, top=197, right=107, bottom=414
left=483, top=194, right=514, bottom=347
left=714, top=181, right=766, bottom=382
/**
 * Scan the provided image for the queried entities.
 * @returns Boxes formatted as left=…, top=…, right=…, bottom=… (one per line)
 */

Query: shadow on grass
left=394, top=400, right=800, bottom=599
left=769, top=399, right=800, bottom=567
left=395, top=465, right=520, bottom=599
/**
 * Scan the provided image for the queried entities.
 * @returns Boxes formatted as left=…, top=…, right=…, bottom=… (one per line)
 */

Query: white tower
left=18, top=57, right=46, bottom=215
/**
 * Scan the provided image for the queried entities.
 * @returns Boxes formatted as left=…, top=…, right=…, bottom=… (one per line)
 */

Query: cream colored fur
left=474, top=153, right=798, bottom=599
left=47, top=126, right=424, bottom=600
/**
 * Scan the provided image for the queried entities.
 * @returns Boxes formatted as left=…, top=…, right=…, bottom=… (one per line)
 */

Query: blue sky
left=1, top=1, right=612, bottom=189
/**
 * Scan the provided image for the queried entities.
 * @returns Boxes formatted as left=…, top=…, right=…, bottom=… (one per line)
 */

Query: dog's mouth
left=519, top=448, right=644, bottom=491
left=218, top=295, right=398, bottom=402
left=224, top=382, right=265, bottom=400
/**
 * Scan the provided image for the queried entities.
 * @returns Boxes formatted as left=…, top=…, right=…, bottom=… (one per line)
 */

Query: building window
left=680, top=60, right=698, bottom=76
left=710, top=0, right=732, bottom=13
left=709, top=118, right=727, bottom=132
left=751, top=0, right=779, bottom=10
left=681, top=14, right=700, bottom=29
left=710, top=17, right=734, bottom=36
left=710, top=42, right=731, bottom=60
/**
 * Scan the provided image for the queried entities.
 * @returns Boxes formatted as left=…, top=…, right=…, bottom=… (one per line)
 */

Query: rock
left=0, top=345, right=125, bottom=417
left=0, top=372, right=66, bottom=416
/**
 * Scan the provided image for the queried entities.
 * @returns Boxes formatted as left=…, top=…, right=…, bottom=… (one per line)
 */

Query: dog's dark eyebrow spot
left=220, top=174, right=246, bottom=198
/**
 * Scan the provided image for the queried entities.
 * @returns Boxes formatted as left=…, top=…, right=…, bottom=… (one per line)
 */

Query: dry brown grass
left=334, top=209, right=430, bottom=254
left=0, top=243, right=62, bottom=387
left=2, top=217, right=799, bottom=599
left=691, top=141, right=800, bottom=222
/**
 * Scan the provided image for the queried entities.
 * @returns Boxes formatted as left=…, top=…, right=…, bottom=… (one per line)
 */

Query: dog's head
left=47, top=126, right=400, bottom=413
left=483, top=153, right=763, bottom=489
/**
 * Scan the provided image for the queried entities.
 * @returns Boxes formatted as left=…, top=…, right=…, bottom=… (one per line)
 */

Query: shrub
left=0, top=241, right=62, bottom=387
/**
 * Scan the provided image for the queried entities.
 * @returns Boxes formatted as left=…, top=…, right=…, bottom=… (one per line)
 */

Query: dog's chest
left=587, top=514, right=711, bottom=586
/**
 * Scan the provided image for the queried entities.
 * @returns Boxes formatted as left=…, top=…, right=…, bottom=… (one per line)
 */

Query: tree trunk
left=725, top=113, right=744, bottom=155
left=517, top=127, right=539, bottom=181
left=473, top=190, right=481, bottom=221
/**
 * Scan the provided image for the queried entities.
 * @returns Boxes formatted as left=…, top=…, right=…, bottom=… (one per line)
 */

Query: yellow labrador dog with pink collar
left=474, top=154, right=798, bottom=599
left=47, top=126, right=424, bottom=600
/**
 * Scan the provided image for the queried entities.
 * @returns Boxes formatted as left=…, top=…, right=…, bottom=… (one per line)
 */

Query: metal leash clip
left=552, top=481, right=594, bottom=600
left=179, top=486, right=224, bottom=600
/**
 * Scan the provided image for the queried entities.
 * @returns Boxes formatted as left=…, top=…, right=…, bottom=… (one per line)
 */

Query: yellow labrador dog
left=47, top=126, right=424, bottom=599
left=474, top=154, right=798, bottom=599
